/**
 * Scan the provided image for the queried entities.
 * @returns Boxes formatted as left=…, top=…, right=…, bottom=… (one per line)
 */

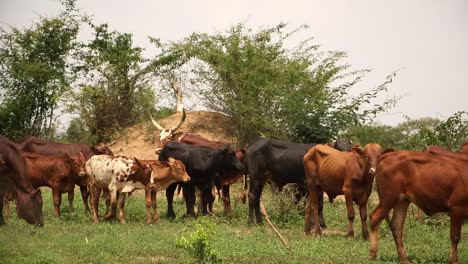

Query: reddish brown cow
left=22, top=152, right=86, bottom=217
left=369, top=150, right=468, bottom=264
left=17, top=136, right=113, bottom=213
left=0, top=136, right=43, bottom=226
left=304, top=143, right=382, bottom=239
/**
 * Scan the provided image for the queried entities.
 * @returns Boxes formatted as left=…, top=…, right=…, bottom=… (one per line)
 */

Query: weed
left=176, top=219, right=222, bottom=263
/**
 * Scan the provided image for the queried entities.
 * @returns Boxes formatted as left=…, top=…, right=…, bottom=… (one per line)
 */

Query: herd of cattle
left=0, top=111, right=467, bottom=263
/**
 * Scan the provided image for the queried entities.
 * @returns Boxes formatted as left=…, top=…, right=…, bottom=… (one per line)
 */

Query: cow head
left=15, top=188, right=44, bottom=226
left=459, top=142, right=468, bottom=153
left=148, top=108, right=186, bottom=153
left=219, top=145, right=245, bottom=172
left=333, top=139, right=353, bottom=152
left=167, top=157, right=190, bottom=183
left=363, top=143, right=383, bottom=175
left=131, top=157, right=153, bottom=185
left=65, top=152, right=87, bottom=177
left=90, top=143, right=114, bottom=156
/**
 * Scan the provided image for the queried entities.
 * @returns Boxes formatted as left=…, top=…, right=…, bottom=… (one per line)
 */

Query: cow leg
left=104, top=190, right=117, bottom=220
left=222, top=185, right=233, bottom=217
left=67, top=189, right=75, bottom=213
left=52, top=185, right=62, bottom=218
left=80, top=185, right=91, bottom=214
left=0, top=195, right=5, bottom=226
left=248, top=180, right=262, bottom=225
left=118, top=192, right=126, bottom=224
left=390, top=200, right=410, bottom=264
left=317, top=191, right=327, bottom=228
left=90, top=186, right=101, bottom=223
left=183, top=184, right=196, bottom=217
left=343, top=186, right=355, bottom=237
left=145, top=188, right=152, bottom=224
left=104, top=190, right=111, bottom=216
left=359, top=201, right=369, bottom=241
left=3, top=194, right=10, bottom=221
left=304, top=183, right=321, bottom=236
left=201, top=188, right=215, bottom=215
left=369, top=202, right=393, bottom=260
left=166, top=183, right=177, bottom=219
left=449, top=207, right=464, bottom=264
left=151, top=190, right=158, bottom=222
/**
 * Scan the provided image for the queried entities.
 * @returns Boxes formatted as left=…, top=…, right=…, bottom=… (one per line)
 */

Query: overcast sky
left=1, top=0, right=467, bottom=126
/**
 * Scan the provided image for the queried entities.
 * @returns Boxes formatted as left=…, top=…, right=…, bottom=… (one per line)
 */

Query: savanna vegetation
left=1, top=1, right=467, bottom=263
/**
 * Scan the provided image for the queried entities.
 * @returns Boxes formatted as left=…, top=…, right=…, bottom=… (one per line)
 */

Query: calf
left=22, top=152, right=86, bottom=217
left=369, top=150, right=468, bottom=264
left=304, top=144, right=381, bottom=239
left=146, top=158, right=190, bottom=223
left=85, top=155, right=153, bottom=223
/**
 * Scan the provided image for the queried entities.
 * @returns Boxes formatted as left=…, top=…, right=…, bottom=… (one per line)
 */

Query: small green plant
left=176, top=219, right=221, bottom=263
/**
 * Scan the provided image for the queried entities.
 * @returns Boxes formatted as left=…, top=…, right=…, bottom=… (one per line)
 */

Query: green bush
left=176, top=219, right=222, bottom=263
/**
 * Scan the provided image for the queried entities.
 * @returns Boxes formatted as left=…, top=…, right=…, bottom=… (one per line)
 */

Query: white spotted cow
left=85, top=155, right=153, bottom=223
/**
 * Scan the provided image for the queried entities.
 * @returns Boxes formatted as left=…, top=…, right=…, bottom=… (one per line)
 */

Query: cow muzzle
left=369, top=167, right=376, bottom=174
left=155, top=148, right=162, bottom=154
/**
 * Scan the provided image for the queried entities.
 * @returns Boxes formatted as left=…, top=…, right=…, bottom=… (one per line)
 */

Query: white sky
left=1, top=0, right=467, bottom=126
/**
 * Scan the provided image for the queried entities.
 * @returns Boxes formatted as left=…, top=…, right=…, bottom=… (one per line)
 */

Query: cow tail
left=241, top=173, right=248, bottom=204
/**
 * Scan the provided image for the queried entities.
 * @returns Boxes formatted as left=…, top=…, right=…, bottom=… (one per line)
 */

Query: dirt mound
left=110, top=111, right=236, bottom=159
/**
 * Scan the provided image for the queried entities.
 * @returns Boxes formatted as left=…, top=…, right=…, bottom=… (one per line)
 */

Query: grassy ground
left=1, top=185, right=467, bottom=264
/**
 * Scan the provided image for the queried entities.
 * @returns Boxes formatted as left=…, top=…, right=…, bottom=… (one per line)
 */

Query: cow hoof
left=104, top=214, right=115, bottom=220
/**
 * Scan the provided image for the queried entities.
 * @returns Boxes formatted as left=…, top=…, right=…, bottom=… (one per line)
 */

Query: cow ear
left=30, top=188, right=41, bottom=198
left=168, top=157, right=176, bottom=163
left=382, top=148, right=395, bottom=155
left=351, top=146, right=366, bottom=158
left=90, top=146, right=98, bottom=154
left=134, top=157, right=143, bottom=167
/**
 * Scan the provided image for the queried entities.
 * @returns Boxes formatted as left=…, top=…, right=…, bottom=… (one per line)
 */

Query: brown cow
left=304, top=143, right=382, bottom=239
left=0, top=136, right=43, bottom=226
left=369, top=150, right=468, bottom=264
left=21, top=152, right=87, bottom=217
left=145, top=158, right=190, bottom=223
left=17, top=136, right=113, bottom=214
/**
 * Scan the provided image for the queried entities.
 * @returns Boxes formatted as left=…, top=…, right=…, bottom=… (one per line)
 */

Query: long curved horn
left=148, top=109, right=165, bottom=131
left=170, top=108, right=186, bottom=131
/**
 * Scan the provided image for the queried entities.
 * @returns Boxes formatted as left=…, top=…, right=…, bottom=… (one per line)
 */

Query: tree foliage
left=69, top=23, right=157, bottom=142
left=347, top=112, right=467, bottom=150
left=166, top=23, right=397, bottom=145
left=0, top=0, right=80, bottom=140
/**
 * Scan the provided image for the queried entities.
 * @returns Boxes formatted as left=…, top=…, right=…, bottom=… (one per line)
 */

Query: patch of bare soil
left=110, top=111, right=236, bottom=159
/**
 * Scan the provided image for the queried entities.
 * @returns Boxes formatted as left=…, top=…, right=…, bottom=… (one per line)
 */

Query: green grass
left=1, top=184, right=467, bottom=264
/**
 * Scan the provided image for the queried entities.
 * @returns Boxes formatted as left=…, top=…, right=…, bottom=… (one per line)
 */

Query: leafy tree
left=166, top=23, right=397, bottom=145
left=409, top=111, right=468, bottom=150
left=0, top=0, right=80, bottom=140
left=69, top=23, right=157, bottom=142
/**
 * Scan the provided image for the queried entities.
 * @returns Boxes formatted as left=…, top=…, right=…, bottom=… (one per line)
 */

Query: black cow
left=158, top=141, right=244, bottom=218
left=245, top=138, right=327, bottom=226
